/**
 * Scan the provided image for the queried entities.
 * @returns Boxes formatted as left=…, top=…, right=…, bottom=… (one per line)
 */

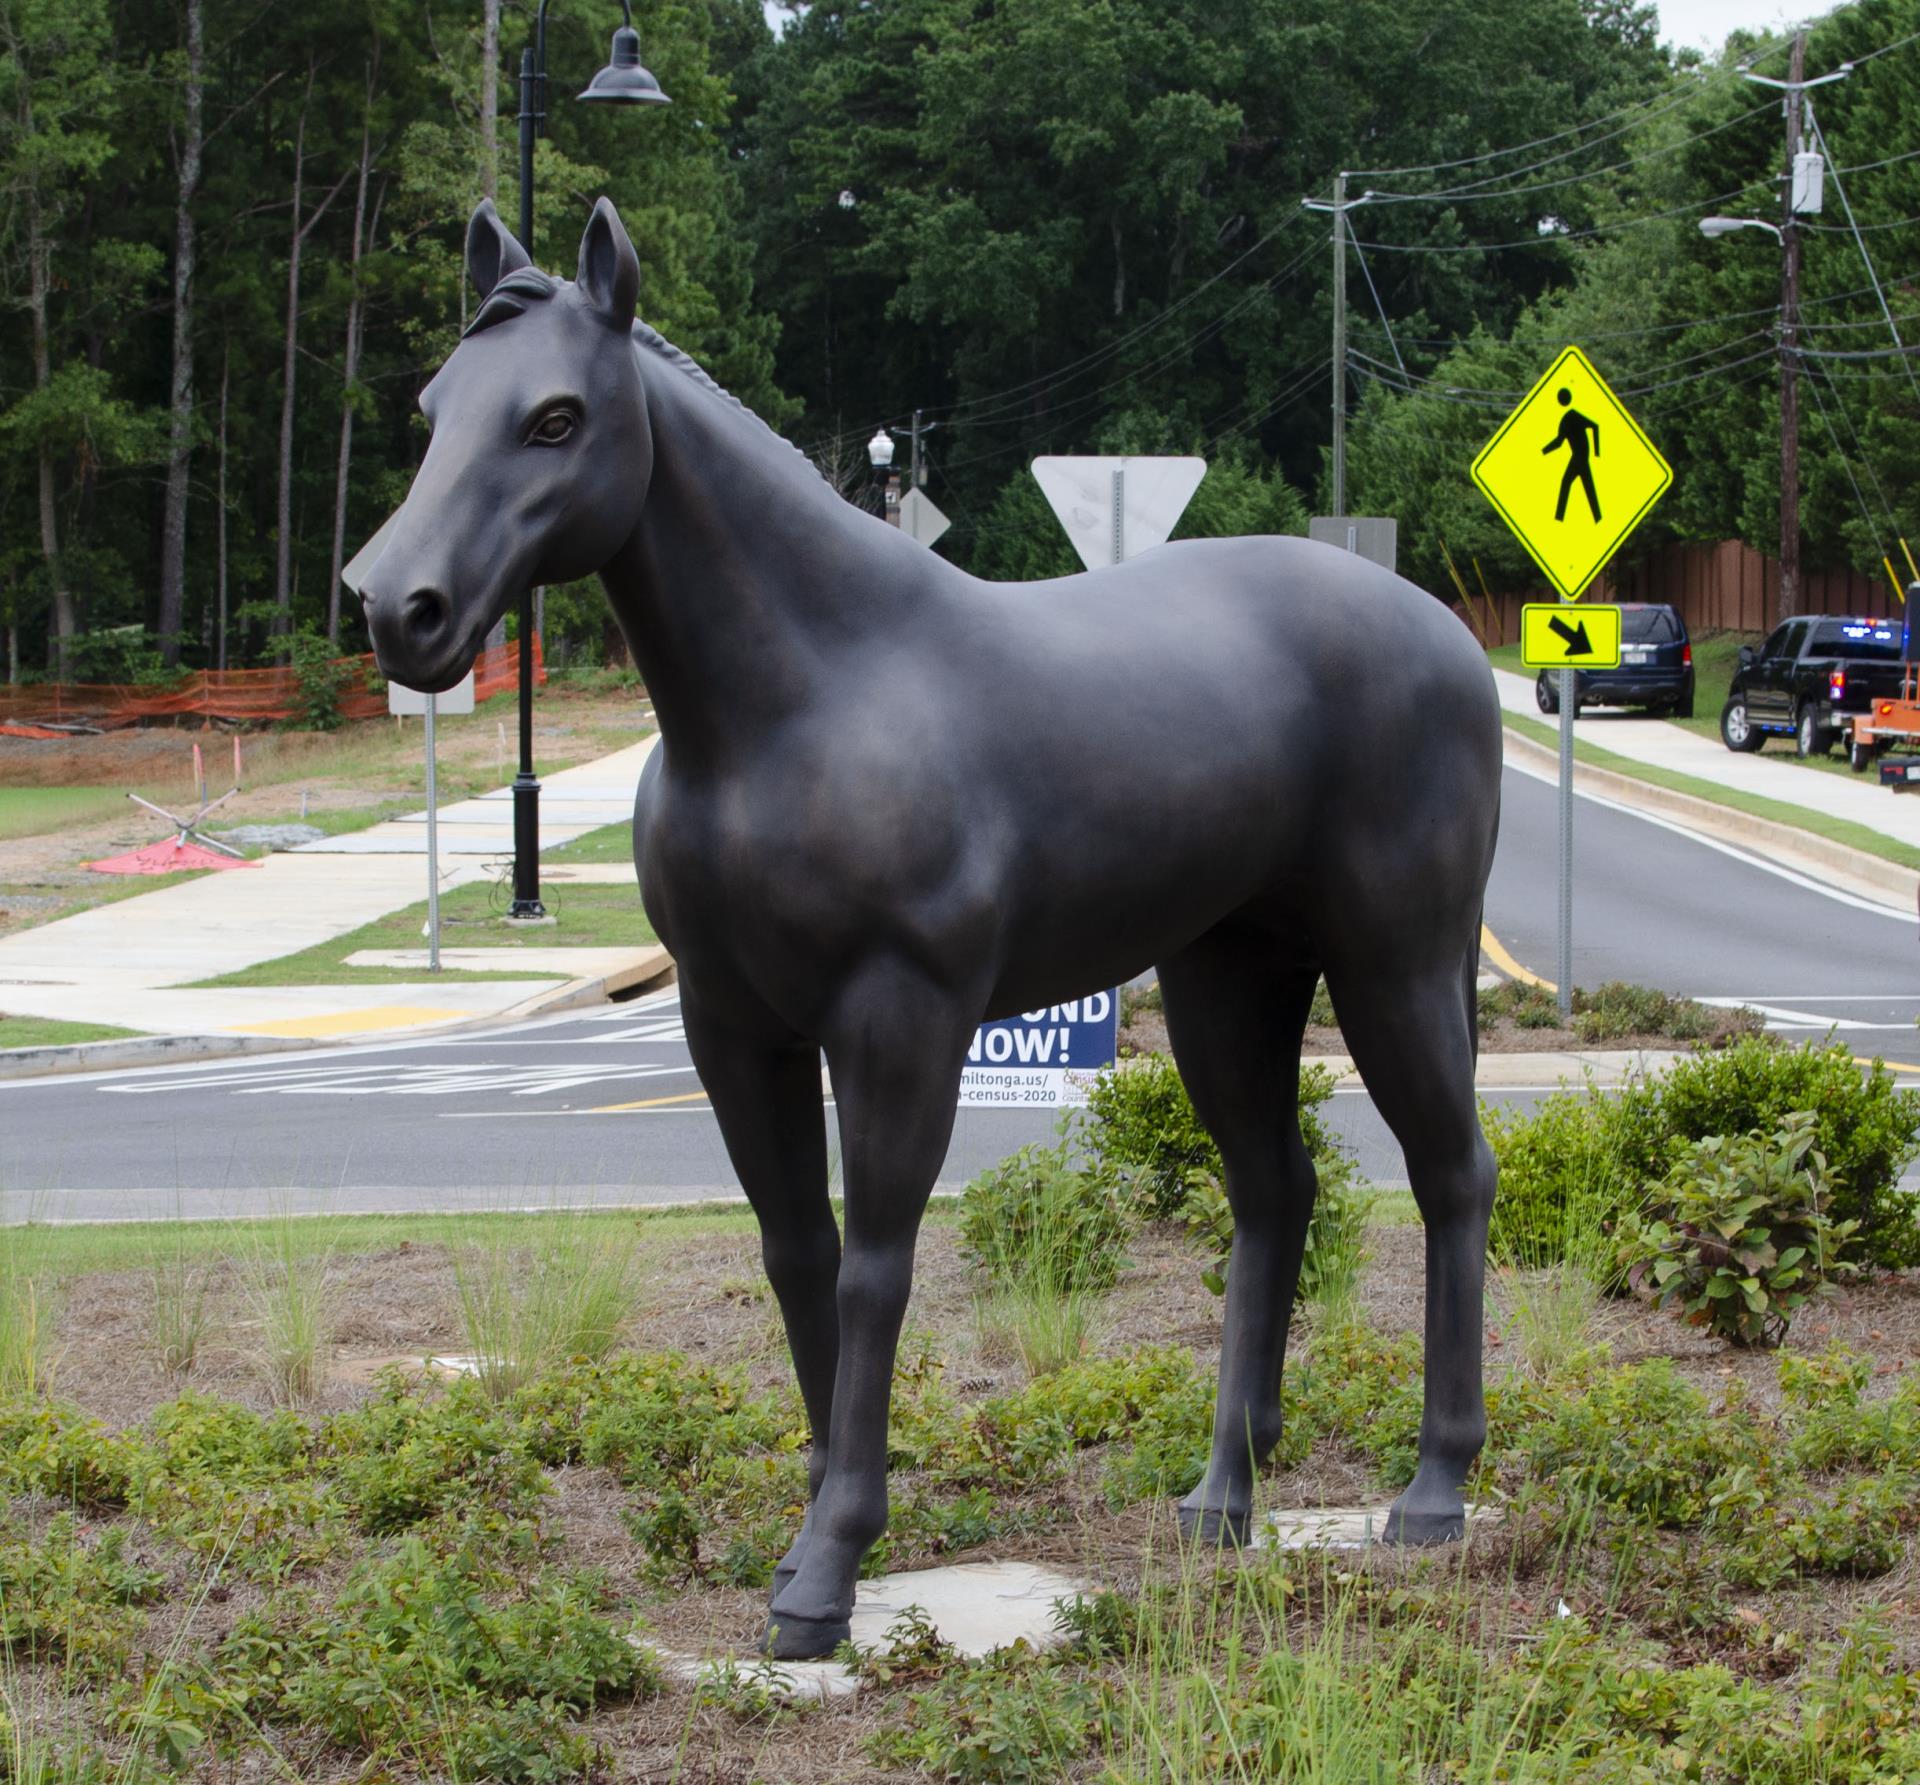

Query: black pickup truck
left=1719, top=614, right=1907, bottom=757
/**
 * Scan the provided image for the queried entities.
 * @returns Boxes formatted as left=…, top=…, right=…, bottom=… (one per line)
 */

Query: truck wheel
left=1851, top=737, right=1877, bottom=773
left=1796, top=704, right=1833, bottom=758
left=1535, top=676, right=1557, bottom=714
left=1721, top=700, right=1763, bottom=752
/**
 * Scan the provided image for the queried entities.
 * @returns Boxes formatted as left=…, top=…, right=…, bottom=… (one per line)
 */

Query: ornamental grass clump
left=960, top=1131, right=1132, bottom=1375
left=1617, top=1111, right=1860, bottom=1348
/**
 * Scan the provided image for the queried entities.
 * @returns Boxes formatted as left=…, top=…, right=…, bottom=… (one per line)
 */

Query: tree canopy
left=0, top=0, right=1913, bottom=679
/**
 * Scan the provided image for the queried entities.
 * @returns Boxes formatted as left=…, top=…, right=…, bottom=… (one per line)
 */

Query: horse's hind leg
left=1156, top=930, right=1321, bottom=1543
left=1325, top=939, right=1494, bottom=1543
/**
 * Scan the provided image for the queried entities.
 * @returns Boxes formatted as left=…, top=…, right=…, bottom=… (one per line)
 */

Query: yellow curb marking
left=586, top=1090, right=713, bottom=1113
left=1857, top=1057, right=1920, bottom=1076
left=1480, top=924, right=1552, bottom=991
left=227, top=1005, right=469, bottom=1038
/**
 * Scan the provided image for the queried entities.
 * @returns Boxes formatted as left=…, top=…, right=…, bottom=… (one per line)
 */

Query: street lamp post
left=509, top=0, right=669, bottom=918
left=868, top=430, right=899, bottom=525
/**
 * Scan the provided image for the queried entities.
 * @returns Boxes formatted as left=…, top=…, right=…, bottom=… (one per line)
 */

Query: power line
left=1363, top=97, right=1774, bottom=208
left=1352, top=183, right=1758, bottom=254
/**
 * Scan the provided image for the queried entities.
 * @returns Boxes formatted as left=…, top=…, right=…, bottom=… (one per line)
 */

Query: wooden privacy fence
left=0, top=638, right=542, bottom=729
left=1454, top=539, right=1900, bottom=647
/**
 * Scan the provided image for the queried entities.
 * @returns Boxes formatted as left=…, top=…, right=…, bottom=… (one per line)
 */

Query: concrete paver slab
left=649, top=1561, right=1088, bottom=1704
left=294, top=827, right=592, bottom=855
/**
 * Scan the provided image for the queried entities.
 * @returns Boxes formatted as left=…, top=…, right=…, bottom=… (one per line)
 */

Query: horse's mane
left=630, top=321, right=825, bottom=485
left=463, top=264, right=826, bottom=485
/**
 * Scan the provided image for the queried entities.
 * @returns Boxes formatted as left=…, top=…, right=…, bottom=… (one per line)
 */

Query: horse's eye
left=529, top=409, right=576, bottom=446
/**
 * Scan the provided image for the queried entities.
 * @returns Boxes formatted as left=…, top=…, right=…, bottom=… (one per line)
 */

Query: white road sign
left=387, top=672, right=474, bottom=717
left=1032, top=455, right=1207, bottom=571
left=897, top=487, right=951, bottom=547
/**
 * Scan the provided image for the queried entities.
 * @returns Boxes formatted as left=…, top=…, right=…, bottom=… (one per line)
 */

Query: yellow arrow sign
left=1520, top=601, right=1621, bottom=669
left=1471, top=346, right=1672, bottom=601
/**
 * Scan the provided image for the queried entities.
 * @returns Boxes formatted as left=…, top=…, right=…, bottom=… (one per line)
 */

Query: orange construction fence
left=0, top=638, right=542, bottom=729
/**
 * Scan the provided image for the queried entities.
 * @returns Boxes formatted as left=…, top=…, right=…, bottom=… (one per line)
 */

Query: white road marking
left=101, top=1061, right=691, bottom=1099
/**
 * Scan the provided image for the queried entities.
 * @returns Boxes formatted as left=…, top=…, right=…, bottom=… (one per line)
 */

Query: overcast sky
left=755, top=5, right=1829, bottom=60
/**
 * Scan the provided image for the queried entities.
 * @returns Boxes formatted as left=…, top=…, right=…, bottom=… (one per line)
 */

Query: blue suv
left=1535, top=602, right=1694, bottom=718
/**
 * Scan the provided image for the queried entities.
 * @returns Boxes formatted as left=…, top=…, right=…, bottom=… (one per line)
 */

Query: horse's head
left=361, top=196, right=651, bottom=692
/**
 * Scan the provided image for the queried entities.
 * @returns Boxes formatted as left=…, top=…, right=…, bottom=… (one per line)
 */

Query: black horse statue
left=362, top=196, right=1502, bottom=1660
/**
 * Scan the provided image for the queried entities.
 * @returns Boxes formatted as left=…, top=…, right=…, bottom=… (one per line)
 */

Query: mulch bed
left=16, top=1216, right=1920, bottom=1780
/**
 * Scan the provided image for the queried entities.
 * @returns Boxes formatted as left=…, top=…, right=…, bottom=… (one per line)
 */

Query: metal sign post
left=1471, top=348, right=1673, bottom=1016
left=425, top=692, right=441, bottom=973
left=387, top=669, right=473, bottom=976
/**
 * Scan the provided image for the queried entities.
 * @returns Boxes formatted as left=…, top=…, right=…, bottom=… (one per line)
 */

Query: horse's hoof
left=762, top=1610, right=851, bottom=1660
left=1382, top=1499, right=1465, bottom=1546
left=1176, top=1501, right=1252, bottom=1546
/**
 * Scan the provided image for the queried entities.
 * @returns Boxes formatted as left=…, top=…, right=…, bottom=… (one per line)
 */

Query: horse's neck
left=601, top=354, right=946, bottom=765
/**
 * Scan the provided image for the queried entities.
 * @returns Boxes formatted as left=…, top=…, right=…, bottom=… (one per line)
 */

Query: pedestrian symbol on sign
left=1544, top=388, right=1601, bottom=523
left=1469, top=346, right=1670, bottom=600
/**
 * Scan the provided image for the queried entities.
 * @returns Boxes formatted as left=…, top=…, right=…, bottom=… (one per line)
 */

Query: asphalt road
left=3, top=758, right=1917, bottom=1223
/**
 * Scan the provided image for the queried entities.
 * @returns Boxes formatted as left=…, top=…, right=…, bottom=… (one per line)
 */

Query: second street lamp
left=509, top=1, right=669, bottom=919
left=868, top=430, right=900, bottom=526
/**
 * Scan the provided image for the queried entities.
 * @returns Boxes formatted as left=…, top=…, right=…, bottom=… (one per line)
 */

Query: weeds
left=148, top=1224, right=215, bottom=1379
left=238, top=1216, right=335, bottom=1406
left=0, top=1222, right=59, bottom=1399
left=452, top=1207, right=641, bottom=1399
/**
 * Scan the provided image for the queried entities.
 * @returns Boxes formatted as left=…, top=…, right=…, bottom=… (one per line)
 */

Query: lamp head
left=867, top=430, right=895, bottom=470
left=578, top=24, right=671, bottom=105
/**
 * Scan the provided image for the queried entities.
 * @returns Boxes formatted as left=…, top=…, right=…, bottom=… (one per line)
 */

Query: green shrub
left=1086, top=1057, right=1356, bottom=1255
left=283, top=629, right=350, bottom=732
left=272, top=1539, right=656, bottom=1779
left=0, top=1515, right=166, bottom=1678
left=1082, top=1055, right=1223, bottom=1217
left=1615, top=1039, right=1920, bottom=1268
left=864, top=1642, right=1104, bottom=1784
left=1183, top=1168, right=1372, bottom=1314
left=958, top=1131, right=1132, bottom=1296
left=1478, top=979, right=1561, bottom=1030
left=1618, top=1113, right=1860, bottom=1349
left=1481, top=1086, right=1634, bottom=1266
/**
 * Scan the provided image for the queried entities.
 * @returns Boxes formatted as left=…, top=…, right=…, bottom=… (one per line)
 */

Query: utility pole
left=1302, top=176, right=1372, bottom=517
left=1739, top=31, right=1852, bottom=627
left=911, top=408, right=926, bottom=490
left=1780, top=29, right=1806, bottom=624
left=1332, top=172, right=1348, bottom=516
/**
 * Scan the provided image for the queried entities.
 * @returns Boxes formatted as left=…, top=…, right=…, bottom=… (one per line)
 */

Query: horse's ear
left=466, top=197, right=531, bottom=300
left=576, top=197, right=639, bottom=331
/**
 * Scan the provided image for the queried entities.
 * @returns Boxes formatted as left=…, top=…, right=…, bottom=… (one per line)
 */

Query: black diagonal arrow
left=1547, top=615, right=1593, bottom=657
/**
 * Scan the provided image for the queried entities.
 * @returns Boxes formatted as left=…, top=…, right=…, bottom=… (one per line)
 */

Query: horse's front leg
left=680, top=988, right=841, bottom=1592
left=764, top=955, right=974, bottom=1660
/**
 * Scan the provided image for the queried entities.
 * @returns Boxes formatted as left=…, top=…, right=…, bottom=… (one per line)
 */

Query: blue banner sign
left=957, top=991, right=1119, bottom=1108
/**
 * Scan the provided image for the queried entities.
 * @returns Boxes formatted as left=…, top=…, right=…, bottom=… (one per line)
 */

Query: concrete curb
left=1502, top=725, right=1918, bottom=911
left=0, top=951, right=677, bottom=1082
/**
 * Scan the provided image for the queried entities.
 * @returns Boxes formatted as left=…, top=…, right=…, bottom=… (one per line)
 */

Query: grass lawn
left=0, top=787, right=137, bottom=841
left=547, top=818, right=635, bottom=863
left=0, top=1014, right=143, bottom=1049
left=186, top=868, right=658, bottom=988
left=1502, top=705, right=1920, bottom=872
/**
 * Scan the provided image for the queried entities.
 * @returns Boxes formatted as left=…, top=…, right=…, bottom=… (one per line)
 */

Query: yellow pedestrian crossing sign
left=1470, top=346, right=1672, bottom=600
left=1520, top=601, right=1621, bottom=669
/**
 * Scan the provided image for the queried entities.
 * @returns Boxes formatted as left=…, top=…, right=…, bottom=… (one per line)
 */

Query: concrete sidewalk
left=0, top=737, right=660, bottom=1044
left=1493, top=666, right=1920, bottom=852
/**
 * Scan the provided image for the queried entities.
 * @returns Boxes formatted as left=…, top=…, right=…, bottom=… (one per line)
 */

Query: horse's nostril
left=403, top=588, right=451, bottom=644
